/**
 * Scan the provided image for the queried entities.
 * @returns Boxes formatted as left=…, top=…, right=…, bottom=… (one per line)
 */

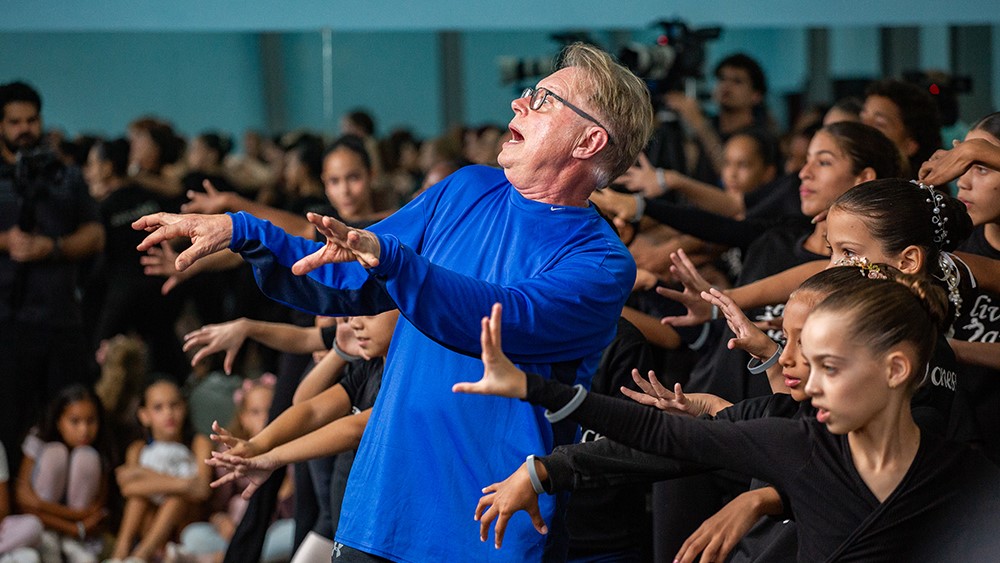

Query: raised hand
left=616, top=153, right=664, bottom=197
left=665, top=91, right=706, bottom=125
left=700, top=287, right=777, bottom=360
left=209, top=420, right=258, bottom=458
left=183, top=319, right=249, bottom=374
left=621, top=369, right=697, bottom=416
left=139, top=241, right=189, bottom=294
left=674, top=489, right=775, bottom=563
left=290, top=212, right=381, bottom=275
left=206, top=450, right=277, bottom=500
left=474, top=462, right=548, bottom=549
left=620, top=369, right=728, bottom=417
left=656, top=249, right=714, bottom=327
left=452, top=303, right=528, bottom=400
left=182, top=179, right=235, bottom=214
left=132, top=212, right=233, bottom=271
left=588, top=188, right=638, bottom=224
left=918, top=138, right=998, bottom=186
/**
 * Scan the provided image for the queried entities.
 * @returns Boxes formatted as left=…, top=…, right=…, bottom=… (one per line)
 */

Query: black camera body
left=619, top=20, right=722, bottom=95
left=12, top=146, right=65, bottom=231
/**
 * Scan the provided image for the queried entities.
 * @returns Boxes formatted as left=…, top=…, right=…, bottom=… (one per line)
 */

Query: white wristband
left=747, top=342, right=783, bottom=374
left=544, top=384, right=587, bottom=423
left=526, top=455, right=546, bottom=495
left=632, top=194, right=646, bottom=223
left=656, top=168, right=669, bottom=194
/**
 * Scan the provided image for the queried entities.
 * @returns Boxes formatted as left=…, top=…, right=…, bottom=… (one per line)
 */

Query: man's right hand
left=132, top=212, right=233, bottom=271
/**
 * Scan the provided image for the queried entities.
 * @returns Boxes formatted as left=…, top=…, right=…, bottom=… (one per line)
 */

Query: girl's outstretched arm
left=208, top=409, right=370, bottom=500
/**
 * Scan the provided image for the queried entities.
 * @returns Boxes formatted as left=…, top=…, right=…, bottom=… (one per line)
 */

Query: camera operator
left=666, top=53, right=774, bottom=184
left=0, top=81, right=104, bottom=470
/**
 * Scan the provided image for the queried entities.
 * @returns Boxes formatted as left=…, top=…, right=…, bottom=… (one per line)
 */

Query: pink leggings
left=31, top=443, right=101, bottom=509
left=0, top=514, right=43, bottom=553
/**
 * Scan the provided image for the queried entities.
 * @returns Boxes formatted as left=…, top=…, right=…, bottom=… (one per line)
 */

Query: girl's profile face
left=956, top=129, right=1000, bottom=227
left=323, top=148, right=374, bottom=220
left=139, top=382, right=186, bottom=441
left=239, top=386, right=273, bottom=437
left=824, top=208, right=897, bottom=268
left=58, top=399, right=99, bottom=448
left=721, top=135, right=773, bottom=195
left=797, top=131, right=867, bottom=218
left=777, top=294, right=815, bottom=402
left=801, top=310, right=891, bottom=434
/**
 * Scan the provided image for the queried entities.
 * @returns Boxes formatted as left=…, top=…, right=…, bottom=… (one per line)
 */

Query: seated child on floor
left=109, top=378, right=212, bottom=562
left=15, top=385, right=112, bottom=563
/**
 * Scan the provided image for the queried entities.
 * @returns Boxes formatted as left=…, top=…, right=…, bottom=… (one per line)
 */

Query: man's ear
left=572, top=127, right=609, bottom=161
left=902, top=137, right=919, bottom=158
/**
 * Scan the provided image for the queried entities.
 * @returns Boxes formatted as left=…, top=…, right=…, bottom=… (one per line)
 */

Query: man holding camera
left=0, top=81, right=104, bottom=465
left=666, top=53, right=772, bottom=182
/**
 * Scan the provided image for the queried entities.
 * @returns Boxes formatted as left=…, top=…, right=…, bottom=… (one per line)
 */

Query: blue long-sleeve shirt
left=228, top=165, right=636, bottom=562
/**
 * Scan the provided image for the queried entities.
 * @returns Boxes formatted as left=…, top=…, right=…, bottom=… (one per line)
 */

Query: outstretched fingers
left=646, top=370, right=672, bottom=398
left=452, top=303, right=524, bottom=398
left=484, top=303, right=503, bottom=360
left=133, top=213, right=183, bottom=252
left=241, top=480, right=262, bottom=500
left=209, top=470, right=239, bottom=489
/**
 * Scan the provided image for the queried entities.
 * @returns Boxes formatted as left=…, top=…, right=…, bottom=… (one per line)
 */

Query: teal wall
left=1, top=25, right=998, bottom=143
left=0, top=32, right=265, bottom=139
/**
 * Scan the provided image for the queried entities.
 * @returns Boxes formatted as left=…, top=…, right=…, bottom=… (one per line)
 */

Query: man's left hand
left=291, top=212, right=381, bottom=274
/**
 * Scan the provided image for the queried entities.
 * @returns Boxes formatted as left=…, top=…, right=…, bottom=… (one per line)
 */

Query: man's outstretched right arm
left=133, top=212, right=235, bottom=271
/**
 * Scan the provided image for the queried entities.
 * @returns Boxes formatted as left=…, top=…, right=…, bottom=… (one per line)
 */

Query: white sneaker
left=37, top=531, right=61, bottom=563
left=0, top=546, right=42, bottom=563
left=60, top=537, right=98, bottom=563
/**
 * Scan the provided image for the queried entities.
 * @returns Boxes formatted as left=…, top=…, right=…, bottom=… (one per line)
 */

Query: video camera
left=12, top=146, right=64, bottom=231
left=619, top=20, right=722, bottom=95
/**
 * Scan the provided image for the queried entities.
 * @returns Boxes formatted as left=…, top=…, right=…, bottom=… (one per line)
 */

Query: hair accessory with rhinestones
left=833, top=256, right=890, bottom=280
left=911, top=180, right=950, bottom=247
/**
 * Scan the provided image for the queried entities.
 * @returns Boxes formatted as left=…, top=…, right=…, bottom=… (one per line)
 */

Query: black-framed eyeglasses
left=521, top=87, right=613, bottom=144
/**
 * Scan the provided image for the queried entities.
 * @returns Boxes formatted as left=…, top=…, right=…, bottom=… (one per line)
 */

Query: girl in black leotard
left=456, top=275, right=1000, bottom=561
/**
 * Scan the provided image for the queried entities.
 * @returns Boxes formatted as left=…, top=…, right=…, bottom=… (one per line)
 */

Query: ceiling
left=5, top=0, right=998, bottom=32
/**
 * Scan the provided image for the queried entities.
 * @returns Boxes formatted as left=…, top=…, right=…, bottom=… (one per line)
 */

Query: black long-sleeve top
left=523, top=374, right=1000, bottom=562
left=541, top=393, right=803, bottom=493
left=640, top=173, right=802, bottom=253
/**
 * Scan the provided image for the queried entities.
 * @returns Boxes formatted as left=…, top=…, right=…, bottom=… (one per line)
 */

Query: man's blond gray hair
left=558, top=43, right=654, bottom=187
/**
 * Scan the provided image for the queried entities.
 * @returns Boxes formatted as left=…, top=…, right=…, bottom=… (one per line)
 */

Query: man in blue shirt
left=135, top=43, right=653, bottom=562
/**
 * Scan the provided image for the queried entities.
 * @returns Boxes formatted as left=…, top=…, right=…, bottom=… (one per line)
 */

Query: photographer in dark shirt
left=0, top=81, right=104, bottom=471
left=665, top=53, right=774, bottom=183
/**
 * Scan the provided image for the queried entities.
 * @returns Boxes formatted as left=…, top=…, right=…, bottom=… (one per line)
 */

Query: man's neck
left=512, top=168, right=596, bottom=208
